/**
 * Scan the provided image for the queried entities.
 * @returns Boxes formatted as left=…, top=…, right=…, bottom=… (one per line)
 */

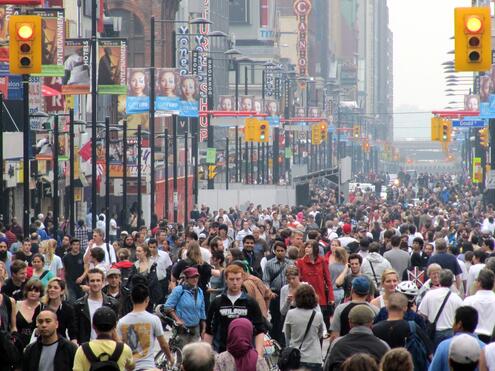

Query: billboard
left=178, top=74, right=199, bottom=117
left=30, top=8, right=65, bottom=76
left=126, top=68, right=150, bottom=114
left=62, top=38, right=90, bottom=95
left=97, top=38, right=127, bottom=94
left=464, top=94, right=480, bottom=111
left=155, top=67, right=180, bottom=112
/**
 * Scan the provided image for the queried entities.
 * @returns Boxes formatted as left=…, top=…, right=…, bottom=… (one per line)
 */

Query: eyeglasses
left=28, top=287, right=41, bottom=292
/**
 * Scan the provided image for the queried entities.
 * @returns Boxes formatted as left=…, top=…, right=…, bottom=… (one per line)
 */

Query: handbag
left=426, top=291, right=451, bottom=338
left=277, top=310, right=316, bottom=370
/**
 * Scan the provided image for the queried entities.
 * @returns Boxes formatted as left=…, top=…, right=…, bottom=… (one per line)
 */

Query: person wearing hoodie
left=361, top=242, right=392, bottom=291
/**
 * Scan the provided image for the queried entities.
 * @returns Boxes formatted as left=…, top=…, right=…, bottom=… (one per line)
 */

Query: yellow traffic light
left=311, top=124, right=322, bottom=145
left=208, top=165, right=217, bottom=180
left=440, top=120, right=452, bottom=142
left=9, top=15, right=42, bottom=74
left=431, top=117, right=441, bottom=141
left=480, top=127, right=489, bottom=148
left=244, top=118, right=258, bottom=142
left=319, top=122, right=328, bottom=142
left=258, top=120, right=269, bottom=143
left=363, top=139, right=370, bottom=153
left=352, top=126, right=360, bottom=140
left=454, top=7, right=491, bottom=72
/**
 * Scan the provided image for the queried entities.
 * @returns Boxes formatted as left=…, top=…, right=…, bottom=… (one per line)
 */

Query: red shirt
left=296, top=255, right=334, bottom=305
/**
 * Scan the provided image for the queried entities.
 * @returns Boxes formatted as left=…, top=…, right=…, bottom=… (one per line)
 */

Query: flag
left=79, top=140, right=92, bottom=162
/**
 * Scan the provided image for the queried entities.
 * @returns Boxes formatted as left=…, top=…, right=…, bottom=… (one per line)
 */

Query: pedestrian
left=383, top=235, right=410, bottom=279
left=182, top=342, right=215, bottom=371
left=370, top=269, right=399, bottom=309
left=73, top=306, right=133, bottom=371
left=22, top=310, right=77, bottom=371
left=62, top=238, right=85, bottom=302
left=339, top=354, right=378, bottom=371
left=284, top=284, right=326, bottom=371
left=448, top=334, right=481, bottom=371
left=379, top=348, right=414, bottom=371
left=117, top=284, right=174, bottom=369
left=214, top=318, right=270, bottom=371
left=2, top=259, right=27, bottom=300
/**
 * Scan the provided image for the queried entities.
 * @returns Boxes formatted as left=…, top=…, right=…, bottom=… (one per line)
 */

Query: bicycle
left=263, top=333, right=282, bottom=370
left=154, top=304, right=191, bottom=371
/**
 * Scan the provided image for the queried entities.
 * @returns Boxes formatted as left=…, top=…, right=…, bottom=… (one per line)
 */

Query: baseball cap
left=107, top=268, right=121, bottom=277
left=92, top=306, right=117, bottom=331
left=182, top=267, right=200, bottom=278
left=199, top=233, right=207, bottom=239
left=348, top=304, right=375, bottom=325
left=342, top=224, right=352, bottom=234
left=449, top=334, right=481, bottom=365
left=352, top=276, right=370, bottom=296
left=120, top=230, right=129, bottom=236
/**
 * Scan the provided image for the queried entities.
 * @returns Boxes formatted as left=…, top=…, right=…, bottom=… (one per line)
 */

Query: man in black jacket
left=204, top=264, right=266, bottom=354
left=73, top=268, right=120, bottom=343
left=22, top=310, right=77, bottom=371
left=325, top=305, right=389, bottom=371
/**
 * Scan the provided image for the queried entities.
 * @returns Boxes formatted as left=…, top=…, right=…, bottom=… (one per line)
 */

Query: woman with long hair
left=284, top=284, right=326, bottom=371
left=329, top=246, right=348, bottom=305
left=43, top=239, right=63, bottom=277
left=134, top=244, right=151, bottom=274
left=16, top=279, right=42, bottom=347
left=40, top=277, right=77, bottom=342
left=0, top=273, right=16, bottom=332
left=31, top=253, right=55, bottom=288
left=371, top=269, right=399, bottom=309
left=296, top=240, right=334, bottom=329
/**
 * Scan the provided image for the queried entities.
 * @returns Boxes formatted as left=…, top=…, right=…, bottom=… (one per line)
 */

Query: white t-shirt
left=87, top=298, right=103, bottom=340
left=467, top=263, right=485, bottom=295
left=84, top=242, right=117, bottom=266
left=109, top=219, right=118, bottom=237
left=150, top=250, right=173, bottom=281
left=418, top=287, right=463, bottom=331
left=44, top=254, right=63, bottom=276
left=227, top=292, right=242, bottom=305
left=117, top=311, right=164, bottom=370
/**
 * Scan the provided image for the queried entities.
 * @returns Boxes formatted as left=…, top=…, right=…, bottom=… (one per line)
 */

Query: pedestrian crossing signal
left=208, top=165, right=217, bottom=179
left=9, top=15, right=42, bottom=74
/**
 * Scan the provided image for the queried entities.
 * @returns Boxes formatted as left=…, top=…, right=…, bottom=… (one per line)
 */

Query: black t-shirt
left=2, top=278, right=24, bottom=301
left=372, top=319, right=432, bottom=353
left=62, top=252, right=85, bottom=282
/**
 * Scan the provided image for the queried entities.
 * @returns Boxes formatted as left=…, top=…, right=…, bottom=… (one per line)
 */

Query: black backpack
left=81, top=342, right=124, bottom=371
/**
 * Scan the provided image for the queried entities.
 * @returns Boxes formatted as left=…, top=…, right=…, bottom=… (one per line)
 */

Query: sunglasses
left=28, top=287, right=41, bottom=292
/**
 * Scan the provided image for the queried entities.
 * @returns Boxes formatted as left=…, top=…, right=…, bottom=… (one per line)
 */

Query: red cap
left=182, top=267, right=200, bottom=278
left=343, top=224, right=352, bottom=234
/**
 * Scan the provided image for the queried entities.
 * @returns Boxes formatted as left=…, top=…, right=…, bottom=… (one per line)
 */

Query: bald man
left=22, top=310, right=77, bottom=371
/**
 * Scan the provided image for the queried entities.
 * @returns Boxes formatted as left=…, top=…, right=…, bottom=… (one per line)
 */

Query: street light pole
left=22, top=74, right=30, bottom=237
left=149, top=16, right=156, bottom=227
left=91, top=0, right=98, bottom=230
left=164, top=128, right=169, bottom=220
left=122, top=119, right=128, bottom=230
left=53, top=115, right=59, bottom=237
left=104, top=116, right=110, bottom=245
left=137, top=125, right=142, bottom=227
left=235, top=59, right=239, bottom=182
left=184, top=130, right=188, bottom=224
left=69, top=109, right=75, bottom=236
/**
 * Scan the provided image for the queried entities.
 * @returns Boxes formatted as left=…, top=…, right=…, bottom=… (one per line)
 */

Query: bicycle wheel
left=155, top=346, right=183, bottom=371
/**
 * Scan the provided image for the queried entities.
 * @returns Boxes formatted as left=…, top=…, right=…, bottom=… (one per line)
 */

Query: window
left=229, top=0, right=249, bottom=24
left=108, top=9, right=144, bottom=67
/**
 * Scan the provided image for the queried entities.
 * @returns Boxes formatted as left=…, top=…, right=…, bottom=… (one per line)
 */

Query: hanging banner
left=308, top=106, right=321, bottom=118
left=293, top=0, right=312, bottom=76
left=240, top=95, right=254, bottom=111
left=473, top=157, right=482, bottom=184
left=97, top=38, right=127, bottom=95
left=0, top=5, right=14, bottom=63
left=176, top=25, right=189, bottom=76
left=62, top=38, right=90, bottom=95
left=198, top=0, right=210, bottom=141
left=264, top=66, right=274, bottom=97
left=155, top=67, right=180, bottom=112
left=44, top=76, right=64, bottom=113
left=178, top=74, right=199, bottom=117
left=30, top=8, right=65, bottom=77
left=217, top=95, right=234, bottom=111
left=126, top=68, right=150, bottom=114
left=265, top=98, right=280, bottom=126
left=254, top=97, right=263, bottom=114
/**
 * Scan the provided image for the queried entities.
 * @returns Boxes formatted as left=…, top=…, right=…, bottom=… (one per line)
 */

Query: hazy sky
left=388, top=0, right=471, bottom=139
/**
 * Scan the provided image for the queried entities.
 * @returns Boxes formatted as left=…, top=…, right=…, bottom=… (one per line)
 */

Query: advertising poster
left=30, top=8, right=65, bottom=76
left=126, top=68, right=149, bottom=114
left=62, top=38, right=90, bottom=94
left=464, top=94, right=480, bottom=111
left=178, top=74, right=199, bottom=117
left=155, top=67, right=180, bottom=112
left=265, top=98, right=280, bottom=126
left=253, top=97, right=263, bottom=114
left=308, top=106, right=321, bottom=118
left=97, top=38, right=127, bottom=95
left=480, top=75, right=492, bottom=103
left=218, top=95, right=234, bottom=111
left=239, top=95, right=254, bottom=111
left=0, top=5, right=14, bottom=63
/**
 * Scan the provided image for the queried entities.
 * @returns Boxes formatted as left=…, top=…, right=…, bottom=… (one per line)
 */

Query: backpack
left=405, top=321, right=430, bottom=371
left=81, top=342, right=124, bottom=371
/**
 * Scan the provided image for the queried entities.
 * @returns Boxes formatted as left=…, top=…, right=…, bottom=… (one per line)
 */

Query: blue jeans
left=434, top=329, right=454, bottom=350
left=300, top=362, right=322, bottom=371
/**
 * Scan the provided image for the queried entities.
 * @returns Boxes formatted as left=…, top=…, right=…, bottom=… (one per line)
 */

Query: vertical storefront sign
left=293, top=0, right=312, bottom=76
left=62, top=38, right=90, bottom=94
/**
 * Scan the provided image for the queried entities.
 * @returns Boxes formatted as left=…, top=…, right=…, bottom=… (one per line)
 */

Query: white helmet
left=396, top=281, right=419, bottom=297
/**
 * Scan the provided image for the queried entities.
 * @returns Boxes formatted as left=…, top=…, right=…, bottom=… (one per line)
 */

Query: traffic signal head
left=320, top=122, right=328, bottom=141
left=454, top=7, right=491, bottom=72
left=9, top=15, right=42, bottom=74
left=480, top=127, right=489, bottom=148
left=352, top=126, right=360, bottom=139
left=258, top=120, right=269, bottom=143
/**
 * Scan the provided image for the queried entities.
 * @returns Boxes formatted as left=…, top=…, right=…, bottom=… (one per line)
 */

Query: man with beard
left=55, top=235, right=71, bottom=258
left=0, top=238, right=12, bottom=277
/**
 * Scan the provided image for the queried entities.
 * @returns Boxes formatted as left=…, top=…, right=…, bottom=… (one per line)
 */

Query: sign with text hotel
left=294, top=0, right=311, bottom=76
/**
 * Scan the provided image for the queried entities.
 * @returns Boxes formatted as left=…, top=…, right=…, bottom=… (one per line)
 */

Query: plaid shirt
left=74, top=225, right=89, bottom=251
left=263, top=257, right=294, bottom=292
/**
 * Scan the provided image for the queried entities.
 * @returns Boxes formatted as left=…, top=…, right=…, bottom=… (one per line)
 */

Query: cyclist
left=164, top=266, right=206, bottom=348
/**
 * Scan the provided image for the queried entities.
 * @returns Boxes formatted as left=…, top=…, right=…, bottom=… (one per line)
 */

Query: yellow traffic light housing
left=454, top=7, right=491, bottom=72
left=9, top=15, right=42, bottom=74
left=352, top=126, right=360, bottom=140
left=319, top=122, right=328, bottom=142
left=244, top=118, right=258, bottom=142
left=431, top=117, right=441, bottom=141
left=440, top=120, right=452, bottom=142
left=258, top=120, right=270, bottom=143
left=480, top=127, right=489, bottom=148
left=311, top=124, right=322, bottom=145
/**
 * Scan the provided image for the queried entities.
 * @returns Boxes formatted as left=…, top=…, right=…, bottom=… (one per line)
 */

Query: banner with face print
left=97, top=38, right=127, bottom=94
left=178, top=74, right=199, bottom=117
left=253, top=97, right=263, bottom=114
left=126, top=68, right=150, bottom=114
left=217, top=95, right=235, bottom=111
left=239, top=95, right=254, bottom=111
left=155, top=67, right=180, bottom=112
left=61, top=38, right=90, bottom=94
left=30, top=8, right=65, bottom=76
left=265, top=98, right=280, bottom=126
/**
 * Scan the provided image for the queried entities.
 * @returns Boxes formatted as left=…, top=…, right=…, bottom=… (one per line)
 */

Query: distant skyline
left=388, top=0, right=470, bottom=139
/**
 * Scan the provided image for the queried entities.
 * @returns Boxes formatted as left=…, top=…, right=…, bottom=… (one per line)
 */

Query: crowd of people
left=0, top=170, right=495, bottom=370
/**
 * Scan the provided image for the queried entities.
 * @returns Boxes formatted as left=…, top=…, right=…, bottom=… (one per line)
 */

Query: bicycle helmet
left=396, top=280, right=419, bottom=297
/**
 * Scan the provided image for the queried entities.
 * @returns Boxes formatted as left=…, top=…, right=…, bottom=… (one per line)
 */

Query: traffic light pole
left=91, top=0, right=98, bottom=230
left=53, top=115, right=59, bottom=237
left=487, top=119, right=495, bottom=206
left=22, top=74, right=30, bottom=237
